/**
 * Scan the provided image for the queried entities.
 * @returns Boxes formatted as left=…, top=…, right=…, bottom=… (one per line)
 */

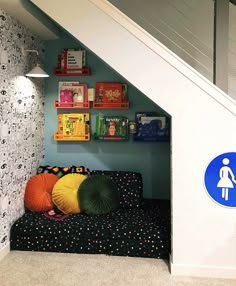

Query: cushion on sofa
left=78, top=175, right=120, bottom=215
left=37, top=165, right=89, bottom=178
left=70, top=165, right=90, bottom=175
left=37, top=166, right=70, bottom=177
left=90, top=171, right=143, bottom=208
left=52, top=173, right=87, bottom=214
left=24, top=173, right=59, bottom=212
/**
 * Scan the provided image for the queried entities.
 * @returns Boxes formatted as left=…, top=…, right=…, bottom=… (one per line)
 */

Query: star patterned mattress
left=10, top=199, right=170, bottom=259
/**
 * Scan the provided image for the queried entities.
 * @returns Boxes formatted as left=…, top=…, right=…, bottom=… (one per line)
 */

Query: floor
left=0, top=251, right=236, bottom=286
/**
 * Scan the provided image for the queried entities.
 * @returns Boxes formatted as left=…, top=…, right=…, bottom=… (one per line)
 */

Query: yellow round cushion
left=52, top=173, right=87, bottom=214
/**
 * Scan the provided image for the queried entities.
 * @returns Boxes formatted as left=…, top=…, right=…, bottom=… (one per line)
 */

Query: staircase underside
left=30, top=0, right=236, bottom=279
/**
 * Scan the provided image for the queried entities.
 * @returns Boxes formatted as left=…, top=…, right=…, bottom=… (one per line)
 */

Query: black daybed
left=10, top=170, right=171, bottom=259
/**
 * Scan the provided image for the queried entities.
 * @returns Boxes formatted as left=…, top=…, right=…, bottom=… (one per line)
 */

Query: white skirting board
left=170, top=261, right=236, bottom=279
left=0, top=243, right=10, bottom=261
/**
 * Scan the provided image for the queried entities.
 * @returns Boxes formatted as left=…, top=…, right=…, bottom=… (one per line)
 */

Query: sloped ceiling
left=0, top=0, right=60, bottom=40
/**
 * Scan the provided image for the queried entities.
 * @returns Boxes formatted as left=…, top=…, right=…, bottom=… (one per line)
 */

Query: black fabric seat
left=10, top=170, right=170, bottom=259
left=10, top=199, right=170, bottom=259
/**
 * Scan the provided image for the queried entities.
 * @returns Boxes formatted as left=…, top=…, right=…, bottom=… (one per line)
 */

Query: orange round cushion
left=24, top=173, right=59, bottom=212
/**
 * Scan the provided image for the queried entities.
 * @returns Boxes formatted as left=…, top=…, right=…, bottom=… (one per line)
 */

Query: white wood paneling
left=110, top=0, right=236, bottom=99
left=109, top=0, right=214, bottom=81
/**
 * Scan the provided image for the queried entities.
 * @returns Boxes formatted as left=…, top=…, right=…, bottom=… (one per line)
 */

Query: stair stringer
left=31, top=0, right=236, bottom=278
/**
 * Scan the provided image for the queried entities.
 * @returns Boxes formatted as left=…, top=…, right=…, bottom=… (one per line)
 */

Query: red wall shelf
left=92, top=102, right=129, bottom=109
left=54, top=67, right=91, bottom=76
left=54, top=101, right=129, bottom=109
left=54, top=100, right=90, bottom=109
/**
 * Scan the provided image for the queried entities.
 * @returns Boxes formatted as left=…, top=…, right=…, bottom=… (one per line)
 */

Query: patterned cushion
left=52, top=173, right=87, bottom=214
left=90, top=171, right=143, bottom=208
left=37, top=165, right=89, bottom=177
left=24, top=173, right=59, bottom=212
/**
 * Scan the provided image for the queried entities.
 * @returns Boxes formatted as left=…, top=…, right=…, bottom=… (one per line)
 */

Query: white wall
left=31, top=0, right=236, bottom=278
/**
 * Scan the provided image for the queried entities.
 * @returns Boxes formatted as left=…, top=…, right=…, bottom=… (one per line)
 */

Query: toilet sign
left=204, top=152, right=236, bottom=208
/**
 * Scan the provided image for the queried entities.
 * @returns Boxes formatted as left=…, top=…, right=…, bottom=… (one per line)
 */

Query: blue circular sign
left=204, top=152, right=236, bottom=208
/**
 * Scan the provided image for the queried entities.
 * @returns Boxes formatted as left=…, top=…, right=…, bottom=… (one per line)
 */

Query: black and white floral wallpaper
left=0, top=9, right=45, bottom=251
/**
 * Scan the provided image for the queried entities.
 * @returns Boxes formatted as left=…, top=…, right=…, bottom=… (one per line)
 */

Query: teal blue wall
left=44, top=33, right=170, bottom=199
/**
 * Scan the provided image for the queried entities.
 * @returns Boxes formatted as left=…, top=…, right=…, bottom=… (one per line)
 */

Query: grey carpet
left=0, top=251, right=235, bottom=286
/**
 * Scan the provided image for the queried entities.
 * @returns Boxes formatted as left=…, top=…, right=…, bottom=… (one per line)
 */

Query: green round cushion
left=78, top=175, right=120, bottom=215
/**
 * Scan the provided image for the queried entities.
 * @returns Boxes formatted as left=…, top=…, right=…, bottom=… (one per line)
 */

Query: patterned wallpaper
left=0, top=9, right=45, bottom=251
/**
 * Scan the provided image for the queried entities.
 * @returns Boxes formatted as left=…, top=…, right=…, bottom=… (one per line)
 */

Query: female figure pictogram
left=217, top=158, right=236, bottom=201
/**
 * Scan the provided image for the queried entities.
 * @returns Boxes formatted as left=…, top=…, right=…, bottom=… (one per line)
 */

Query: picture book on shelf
left=95, top=115, right=129, bottom=140
left=134, top=112, right=170, bottom=142
left=95, top=82, right=123, bottom=103
left=60, top=49, right=86, bottom=72
left=58, top=81, right=88, bottom=107
left=57, top=113, right=90, bottom=138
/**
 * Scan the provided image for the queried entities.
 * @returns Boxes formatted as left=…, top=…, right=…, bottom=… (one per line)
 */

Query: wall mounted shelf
left=54, top=67, right=91, bottom=76
left=54, top=100, right=90, bottom=109
left=94, top=134, right=128, bottom=141
left=92, top=102, right=129, bottom=109
left=54, top=133, right=90, bottom=141
left=54, top=101, right=129, bottom=109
